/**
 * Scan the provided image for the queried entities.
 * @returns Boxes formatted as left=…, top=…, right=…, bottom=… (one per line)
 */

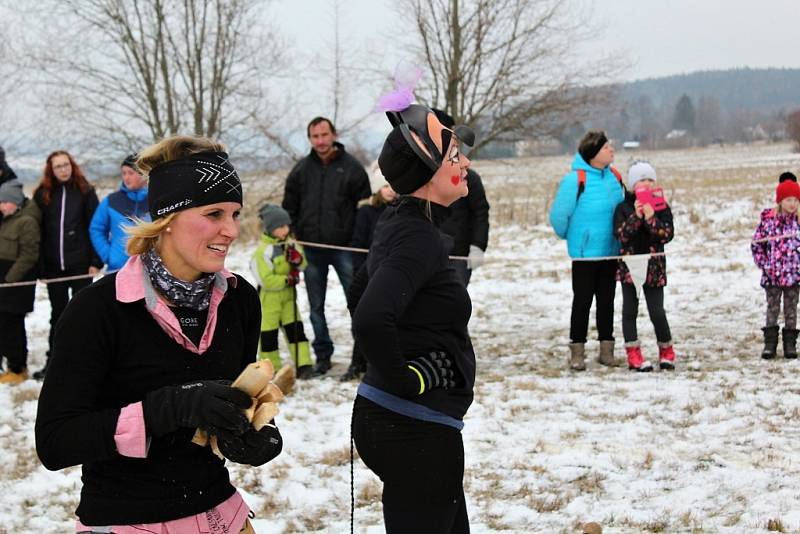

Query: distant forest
left=509, top=68, right=800, bottom=157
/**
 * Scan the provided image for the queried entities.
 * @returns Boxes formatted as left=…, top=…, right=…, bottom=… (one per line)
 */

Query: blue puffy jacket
left=90, top=184, right=149, bottom=270
left=549, top=153, right=624, bottom=258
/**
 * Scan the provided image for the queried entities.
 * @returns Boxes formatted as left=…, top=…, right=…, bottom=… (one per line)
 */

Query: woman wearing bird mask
left=350, top=75, right=477, bottom=533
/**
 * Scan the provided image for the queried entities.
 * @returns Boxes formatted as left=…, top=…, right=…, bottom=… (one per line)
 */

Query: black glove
left=217, top=424, right=283, bottom=466
left=285, top=244, right=303, bottom=267
left=143, top=380, right=252, bottom=439
left=406, top=351, right=455, bottom=395
left=286, top=269, right=301, bottom=287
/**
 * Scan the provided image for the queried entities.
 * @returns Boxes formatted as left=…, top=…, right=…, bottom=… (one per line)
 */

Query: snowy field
left=3, top=142, right=800, bottom=533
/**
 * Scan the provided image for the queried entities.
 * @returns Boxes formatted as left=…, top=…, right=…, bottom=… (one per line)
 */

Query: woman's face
left=51, top=154, right=73, bottom=183
left=425, top=137, right=471, bottom=206
left=592, top=142, right=615, bottom=168
left=634, top=178, right=655, bottom=191
left=379, top=185, right=397, bottom=202
left=158, top=201, right=241, bottom=281
left=122, top=165, right=147, bottom=191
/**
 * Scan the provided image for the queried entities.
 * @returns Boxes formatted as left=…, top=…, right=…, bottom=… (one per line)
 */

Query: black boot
left=312, top=357, right=332, bottom=377
left=339, top=343, right=366, bottom=382
left=782, top=328, right=799, bottom=359
left=761, top=326, right=780, bottom=359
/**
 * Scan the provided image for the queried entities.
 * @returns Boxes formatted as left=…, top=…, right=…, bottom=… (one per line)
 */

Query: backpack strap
left=610, top=166, right=624, bottom=186
left=576, top=170, right=586, bottom=200
left=576, top=166, right=625, bottom=200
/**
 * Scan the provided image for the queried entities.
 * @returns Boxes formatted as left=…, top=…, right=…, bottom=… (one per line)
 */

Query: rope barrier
left=0, top=231, right=792, bottom=289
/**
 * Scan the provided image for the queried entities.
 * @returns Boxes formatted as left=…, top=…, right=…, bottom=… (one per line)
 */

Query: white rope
left=0, top=231, right=786, bottom=289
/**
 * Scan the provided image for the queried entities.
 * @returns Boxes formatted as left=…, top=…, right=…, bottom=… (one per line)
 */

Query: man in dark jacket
left=282, top=117, right=370, bottom=377
left=0, top=146, right=18, bottom=187
left=433, top=110, right=490, bottom=286
left=0, top=180, right=41, bottom=384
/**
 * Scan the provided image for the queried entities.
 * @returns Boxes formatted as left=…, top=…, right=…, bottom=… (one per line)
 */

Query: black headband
left=148, top=151, right=242, bottom=219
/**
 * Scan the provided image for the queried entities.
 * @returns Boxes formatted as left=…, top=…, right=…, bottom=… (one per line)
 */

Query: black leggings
left=570, top=260, right=617, bottom=343
left=46, top=266, right=93, bottom=357
left=352, top=396, right=469, bottom=534
left=621, top=284, right=672, bottom=343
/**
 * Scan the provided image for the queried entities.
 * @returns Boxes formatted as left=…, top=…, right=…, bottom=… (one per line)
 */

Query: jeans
left=303, top=247, right=353, bottom=360
left=569, top=260, right=617, bottom=343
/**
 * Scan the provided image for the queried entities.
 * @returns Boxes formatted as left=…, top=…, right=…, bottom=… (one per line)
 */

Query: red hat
left=777, top=179, right=800, bottom=203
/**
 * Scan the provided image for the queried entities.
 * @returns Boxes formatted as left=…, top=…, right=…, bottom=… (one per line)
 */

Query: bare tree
left=398, top=0, right=623, bottom=155
left=22, top=0, right=283, bottom=154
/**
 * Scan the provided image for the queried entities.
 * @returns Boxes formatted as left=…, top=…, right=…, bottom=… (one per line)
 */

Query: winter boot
left=311, top=357, right=332, bottom=377
left=568, top=342, right=586, bottom=371
left=339, top=363, right=366, bottom=382
left=597, top=340, right=620, bottom=367
left=296, top=365, right=314, bottom=380
left=340, top=344, right=367, bottom=381
left=625, top=342, right=653, bottom=372
left=782, top=328, right=799, bottom=359
left=0, top=368, right=29, bottom=385
left=657, top=342, right=676, bottom=370
left=761, top=326, right=780, bottom=359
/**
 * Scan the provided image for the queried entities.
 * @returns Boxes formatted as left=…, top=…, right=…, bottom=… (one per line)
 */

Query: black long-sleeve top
left=352, top=197, right=476, bottom=421
left=35, top=271, right=260, bottom=525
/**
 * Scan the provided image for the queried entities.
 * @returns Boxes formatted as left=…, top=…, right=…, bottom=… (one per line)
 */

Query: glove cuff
left=406, top=364, right=425, bottom=395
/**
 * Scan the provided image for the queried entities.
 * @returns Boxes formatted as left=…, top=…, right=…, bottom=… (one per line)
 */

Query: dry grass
left=317, top=446, right=354, bottom=467
left=767, top=518, right=787, bottom=532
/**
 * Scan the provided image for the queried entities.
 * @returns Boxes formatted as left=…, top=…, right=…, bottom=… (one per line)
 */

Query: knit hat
left=258, top=203, right=291, bottom=234
left=368, top=160, right=389, bottom=194
left=779, top=171, right=797, bottom=183
left=378, top=125, right=436, bottom=194
left=122, top=153, right=138, bottom=169
left=578, top=131, right=608, bottom=164
left=776, top=179, right=800, bottom=203
left=627, top=161, right=657, bottom=190
left=148, top=151, right=242, bottom=219
left=0, top=180, right=25, bottom=206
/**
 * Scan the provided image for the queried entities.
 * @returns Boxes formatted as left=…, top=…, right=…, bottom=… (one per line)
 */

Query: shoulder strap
left=610, top=166, right=624, bottom=185
left=577, top=167, right=624, bottom=200
left=576, top=170, right=586, bottom=200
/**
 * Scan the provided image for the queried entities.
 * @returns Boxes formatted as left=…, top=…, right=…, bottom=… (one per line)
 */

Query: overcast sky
left=274, top=0, right=800, bottom=82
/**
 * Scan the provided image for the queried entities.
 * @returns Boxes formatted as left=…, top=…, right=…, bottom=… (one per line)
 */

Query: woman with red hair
left=33, top=151, right=102, bottom=379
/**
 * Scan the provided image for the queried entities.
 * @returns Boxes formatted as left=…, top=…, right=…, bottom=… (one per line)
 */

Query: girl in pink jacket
left=751, top=176, right=800, bottom=359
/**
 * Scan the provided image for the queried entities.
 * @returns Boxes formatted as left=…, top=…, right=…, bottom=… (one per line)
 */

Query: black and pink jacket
left=35, top=255, right=261, bottom=529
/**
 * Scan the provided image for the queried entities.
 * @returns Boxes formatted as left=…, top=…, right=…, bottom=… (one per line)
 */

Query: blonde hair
left=126, top=213, right=177, bottom=255
left=126, top=135, right=226, bottom=254
left=136, top=135, right=225, bottom=175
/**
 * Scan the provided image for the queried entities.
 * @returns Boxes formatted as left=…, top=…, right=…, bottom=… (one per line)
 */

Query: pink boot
left=658, top=343, right=676, bottom=370
left=625, top=342, right=653, bottom=372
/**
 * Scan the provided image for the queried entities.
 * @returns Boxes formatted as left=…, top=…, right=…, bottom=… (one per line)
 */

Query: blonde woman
left=36, top=136, right=280, bottom=533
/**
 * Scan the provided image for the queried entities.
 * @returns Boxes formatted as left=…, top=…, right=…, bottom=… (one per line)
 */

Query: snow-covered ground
left=3, top=143, right=800, bottom=533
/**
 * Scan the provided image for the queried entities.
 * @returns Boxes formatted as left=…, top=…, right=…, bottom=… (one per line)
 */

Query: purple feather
left=374, top=63, right=423, bottom=112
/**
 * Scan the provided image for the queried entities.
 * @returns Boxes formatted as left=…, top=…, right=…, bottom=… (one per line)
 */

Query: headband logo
left=157, top=198, right=193, bottom=216
left=194, top=154, right=242, bottom=197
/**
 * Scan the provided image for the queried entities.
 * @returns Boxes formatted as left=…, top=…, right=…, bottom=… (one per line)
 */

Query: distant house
left=666, top=129, right=687, bottom=140
left=623, top=141, right=640, bottom=149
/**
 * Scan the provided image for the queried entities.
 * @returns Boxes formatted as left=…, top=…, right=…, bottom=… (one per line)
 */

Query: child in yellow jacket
left=251, top=204, right=313, bottom=378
